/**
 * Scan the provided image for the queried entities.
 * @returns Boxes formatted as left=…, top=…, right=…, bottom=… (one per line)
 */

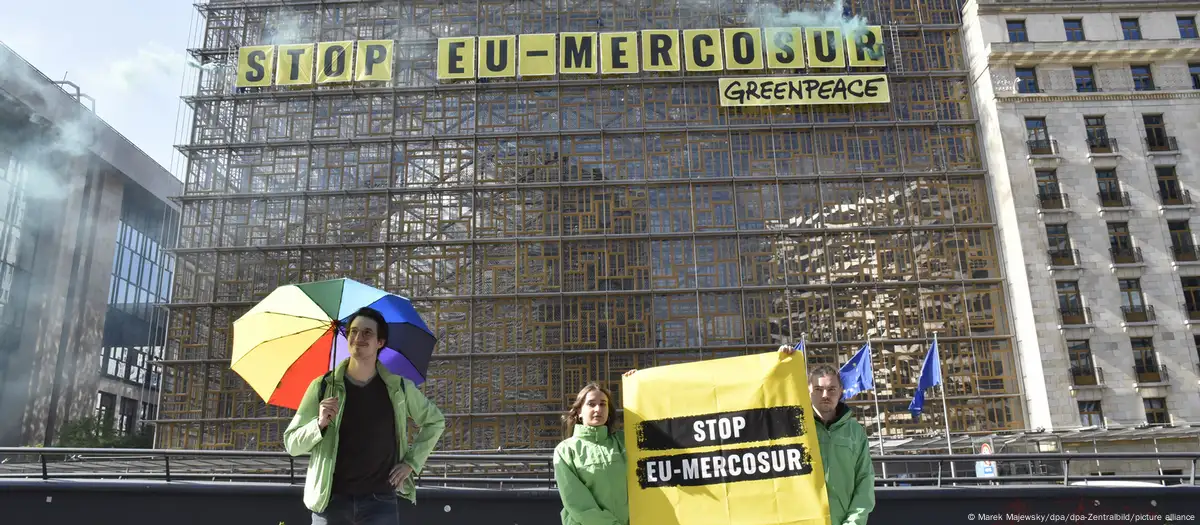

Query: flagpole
left=868, top=340, right=884, bottom=456
left=934, top=333, right=956, bottom=479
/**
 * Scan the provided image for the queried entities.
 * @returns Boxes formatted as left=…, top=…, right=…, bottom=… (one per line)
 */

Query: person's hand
left=623, top=369, right=638, bottom=377
left=389, top=463, right=414, bottom=488
left=778, top=344, right=797, bottom=356
left=318, top=397, right=339, bottom=429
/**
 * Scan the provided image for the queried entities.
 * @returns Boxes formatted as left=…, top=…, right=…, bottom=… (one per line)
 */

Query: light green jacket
left=553, top=424, right=629, bottom=525
left=814, top=403, right=876, bottom=525
left=283, top=360, right=446, bottom=513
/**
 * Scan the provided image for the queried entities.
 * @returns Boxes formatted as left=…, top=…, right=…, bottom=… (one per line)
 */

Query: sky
left=0, top=1, right=197, bottom=178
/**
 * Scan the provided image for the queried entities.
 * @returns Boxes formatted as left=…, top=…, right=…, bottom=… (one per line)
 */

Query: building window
left=1064, top=19, right=1085, bottom=41
left=1180, top=16, right=1198, bottom=39
left=1073, top=66, right=1097, bottom=92
left=1144, top=397, right=1168, bottom=424
left=1132, top=338, right=1161, bottom=383
left=1025, top=117, right=1052, bottom=153
left=1156, top=166, right=1186, bottom=205
left=118, top=397, right=138, bottom=435
left=1068, top=340, right=1097, bottom=386
left=1046, top=224, right=1075, bottom=265
left=1182, top=277, right=1200, bottom=320
left=1119, top=278, right=1146, bottom=314
left=1108, top=223, right=1138, bottom=264
left=1131, top=65, right=1155, bottom=91
left=1015, top=67, right=1039, bottom=93
left=1008, top=20, right=1028, bottom=42
left=1169, top=220, right=1196, bottom=261
left=1096, top=170, right=1124, bottom=207
left=1078, top=401, right=1103, bottom=427
left=1122, top=18, right=1142, bottom=40
left=1085, top=116, right=1112, bottom=151
left=1191, top=64, right=1200, bottom=89
left=1144, top=114, right=1172, bottom=151
left=1037, top=170, right=1065, bottom=208
left=1057, top=281, right=1085, bottom=324
left=96, top=392, right=116, bottom=427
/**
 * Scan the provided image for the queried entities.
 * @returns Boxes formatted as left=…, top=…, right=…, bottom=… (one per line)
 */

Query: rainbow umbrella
left=230, top=278, right=436, bottom=409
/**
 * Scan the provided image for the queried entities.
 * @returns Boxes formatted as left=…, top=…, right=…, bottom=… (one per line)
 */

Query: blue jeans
left=312, top=492, right=400, bottom=525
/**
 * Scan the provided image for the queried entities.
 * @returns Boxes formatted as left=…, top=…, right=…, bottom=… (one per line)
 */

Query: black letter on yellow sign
left=650, top=34, right=672, bottom=66
left=355, top=40, right=393, bottom=82
left=611, top=35, right=630, bottom=69
left=806, top=28, right=845, bottom=68
left=246, top=51, right=268, bottom=82
left=684, top=29, right=723, bottom=72
left=449, top=42, right=467, bottom=74
left=765, top=28, right=803, bottom=69
left=848, top=26, right=885, bottom=67
left=724, top=29, right=763, bottom=70
left=693, top=34, right=714, bottom=67
left=486, top=39, right=509, bottom=71
left=562, top=33, right=597, bottom=73
left=437, top=37, right=475, bottom=80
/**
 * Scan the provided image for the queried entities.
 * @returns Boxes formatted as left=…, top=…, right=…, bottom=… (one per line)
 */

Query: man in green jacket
left=284, top=307, right=446, bottom=525
left=807, top=363, right=876, bottom=525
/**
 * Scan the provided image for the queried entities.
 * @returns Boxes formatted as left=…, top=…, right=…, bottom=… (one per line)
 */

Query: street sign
left=975, top=440, right=997, bottom=478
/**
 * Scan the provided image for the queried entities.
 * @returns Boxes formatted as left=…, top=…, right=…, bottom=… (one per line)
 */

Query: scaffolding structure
left=158, top=0, right=1025, bottom=451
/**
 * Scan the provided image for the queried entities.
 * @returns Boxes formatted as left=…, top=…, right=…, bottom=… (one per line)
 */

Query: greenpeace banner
left=623, top=352, right=830, bottom=525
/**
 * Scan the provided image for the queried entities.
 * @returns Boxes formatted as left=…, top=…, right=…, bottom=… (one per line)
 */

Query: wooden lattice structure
left=159, top=0, right=1026, bottom=451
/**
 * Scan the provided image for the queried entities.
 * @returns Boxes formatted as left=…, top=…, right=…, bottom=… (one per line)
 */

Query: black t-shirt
left=331, top=374, right=398, bottom=495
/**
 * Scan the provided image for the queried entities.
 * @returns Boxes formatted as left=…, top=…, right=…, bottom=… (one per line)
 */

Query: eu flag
left=839, top=342, right=874, bottom=401
left=908, top=338, right=942, bottom=420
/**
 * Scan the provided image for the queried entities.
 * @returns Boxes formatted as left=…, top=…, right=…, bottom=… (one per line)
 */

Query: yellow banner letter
left=478, top=36, right=516, bottom=78
left=437, top=37, right=475, bottom=80
left=236, top=45, right=275, bottom=87
left=723, top=29, right=764, bottom=70
left=642, top=30, right=681, bottom=72
left=806, top=27, right=845, bottom=68
left=683, top=29, right=723, bottom=72
left=600, top=32, right=639, bottom=74
left=355, top=40, right=393, bottom=81
left=847, top=26, right=886, bottom=67
left=316, top=41, right=354, bottom=84
left=560, top=32, right=598, bottom=74
left=765, top=28, right=804, bottom=69
left=276, top=44, right=314, bottom=86
left=519, top=34, right=557, bottom=77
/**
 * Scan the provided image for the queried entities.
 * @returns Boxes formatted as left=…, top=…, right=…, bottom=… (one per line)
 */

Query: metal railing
left=1185, top=302, right=1200, bottom=321
left=1087, top=136, right=1117, bottom=153
left=1069, top=365, right=1105, bottom=387
left=1038, top=192, right=1069, bottom=210
left=1027, top=139, right=1058, bottom=155
left=1048, top=249, right=1079, bottom=267
left=1146, top=135, right=1179, bottom=152
left=1175, top=244, right=1200, bottom=262
left=0, top=448, right=1197, bottom=488
left=1160, top=188, right=1192, bottom=206
left=1122, top=304, right=1156, bottom=323
left=1110, top=246, right=1143, bottom=264
left=1134, top=364, right=1170, bottom=384
left=1099, top=190, right=1132, bottom=208
left=1059, top=306, right=1091, bottom=325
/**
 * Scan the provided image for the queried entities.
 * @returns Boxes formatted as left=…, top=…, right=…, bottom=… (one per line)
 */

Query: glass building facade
left=99, top=186, right=178, bottom=435
left=160, top=0, right=1024, bottom=450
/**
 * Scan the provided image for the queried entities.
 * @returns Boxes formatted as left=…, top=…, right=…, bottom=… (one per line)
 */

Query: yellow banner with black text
left=437, top=26, right=885, bottom=79
left=622, top=352, right=830, bottom=525
left=719, top=74, right=890, bottom=107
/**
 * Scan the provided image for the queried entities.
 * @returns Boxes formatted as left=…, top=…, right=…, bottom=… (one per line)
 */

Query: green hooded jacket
left=814, top=402, right=876, bottom=525
left=283, top=360, right=446, bottom=513
left=553, top=424, right=629, bottom=525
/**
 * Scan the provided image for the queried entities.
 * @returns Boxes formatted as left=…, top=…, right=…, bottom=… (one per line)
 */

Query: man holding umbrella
left=284, top=306, right=446, bottom=525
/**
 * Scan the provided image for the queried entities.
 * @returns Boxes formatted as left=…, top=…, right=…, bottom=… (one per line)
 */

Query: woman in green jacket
left=553, top=381, right=630, bottom=525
